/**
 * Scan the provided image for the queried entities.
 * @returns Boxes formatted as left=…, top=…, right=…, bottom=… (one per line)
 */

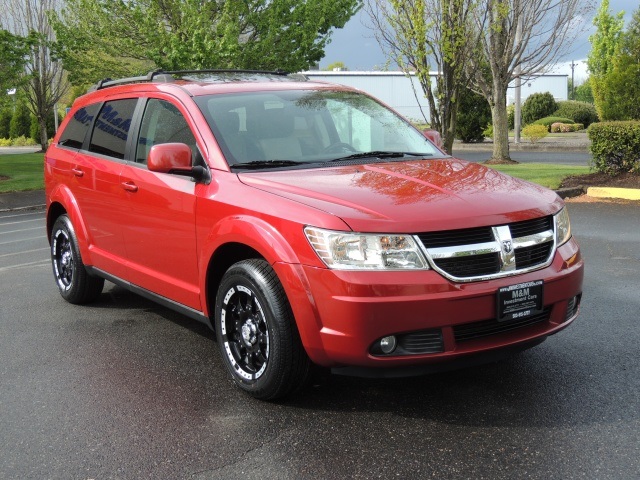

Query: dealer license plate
left=497, top=280, right=544, bottom=322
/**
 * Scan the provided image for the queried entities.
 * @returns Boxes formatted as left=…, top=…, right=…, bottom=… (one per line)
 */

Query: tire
left=214, top=259, right=311, bottom=400
left=50, top=215, right=104, bottom=304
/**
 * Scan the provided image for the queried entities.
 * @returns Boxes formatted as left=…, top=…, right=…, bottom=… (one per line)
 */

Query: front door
left=119, top=97, right=201, bottom=310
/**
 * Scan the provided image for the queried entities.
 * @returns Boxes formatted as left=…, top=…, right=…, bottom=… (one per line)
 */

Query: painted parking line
left=0, top=218, right=44, bottom=226
left=0, top=227, right=43, bottom=235
left=0, top=247, right=49, bottom=258
left=0, top=259, right=49, bottom=273
left=0, top=236, right=46, bottom=246
left=0, top=211, right=44, bottom=220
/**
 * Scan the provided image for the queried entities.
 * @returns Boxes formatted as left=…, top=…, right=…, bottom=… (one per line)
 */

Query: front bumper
left=287, top=237, right=583, bottom=370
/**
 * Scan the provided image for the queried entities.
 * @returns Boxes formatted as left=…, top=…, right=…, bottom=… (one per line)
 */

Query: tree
left=0, top=29, right=30, bottom=99
left=325, top=61, right=348, bottom=71
left=598, top=7, right=640, bottom=120
left=51, top=0, right=361, bottom=86
left=587, top=0, right=625, bottom=119
left=467, top=0, right=592, bottom=162
left=455, top=87, right=491, bottom=143
left=574, top=78, right=595, bottom=104
left=9, top=96, right=31, bottom=139
left=1, top=0, right=68, bottom=151
left=365, top=0, right=481, bottom=154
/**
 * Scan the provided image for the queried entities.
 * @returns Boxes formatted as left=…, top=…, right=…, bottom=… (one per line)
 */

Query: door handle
left=72, top=168, right=84, bottom=177
left=121, top=181, right=138, bottom=193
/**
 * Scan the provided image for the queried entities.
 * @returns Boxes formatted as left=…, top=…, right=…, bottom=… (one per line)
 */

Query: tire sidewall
left=51, top=215, right=84, bottom=302
left=214, top=261, right=288, bottom=398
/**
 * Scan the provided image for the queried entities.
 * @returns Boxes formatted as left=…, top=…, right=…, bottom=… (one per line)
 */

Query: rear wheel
left=51, top=215, right=104, bottom=304
left=214, top=259, right=310, bottom=400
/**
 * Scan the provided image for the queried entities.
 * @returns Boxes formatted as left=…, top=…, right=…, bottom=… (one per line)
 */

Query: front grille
left=515, top=242, right=553, bottom=269
left=509, top=216, right=552, bottom=238
left=397, top=329, right=444, bottom=354
left=418, top=216, right=554, bottom=280
left=453, top=307, right=551, bottom=342
left=418, top=226, right=493, bottom=248
left=433, top=252, right=500, bottom=277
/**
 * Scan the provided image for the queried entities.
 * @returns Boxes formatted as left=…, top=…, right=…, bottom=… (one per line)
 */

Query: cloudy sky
left=321, top=0, right=635, bottom=82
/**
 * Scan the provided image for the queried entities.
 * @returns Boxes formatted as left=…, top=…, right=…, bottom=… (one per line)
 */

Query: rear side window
left=88, top=99, right=138, bottom=160
left=57, top=103, right=100, bottom=149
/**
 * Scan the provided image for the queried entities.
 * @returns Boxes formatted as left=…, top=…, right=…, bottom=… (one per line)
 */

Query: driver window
left=136, top=99, right=197, bottom=164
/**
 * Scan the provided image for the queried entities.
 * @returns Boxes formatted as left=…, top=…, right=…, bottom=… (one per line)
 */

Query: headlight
left=554, top=207, right=572, bottom=246
left=304, top=227, right=429, bottom=270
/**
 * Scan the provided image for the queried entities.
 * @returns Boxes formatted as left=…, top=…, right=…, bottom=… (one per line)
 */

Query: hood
left=238, top=158, right=563, bottom=232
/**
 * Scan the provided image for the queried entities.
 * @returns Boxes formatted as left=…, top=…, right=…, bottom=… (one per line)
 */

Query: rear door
left=61, top=98, right=139, bottom=278
left=118, top=96, right=201, bottom=310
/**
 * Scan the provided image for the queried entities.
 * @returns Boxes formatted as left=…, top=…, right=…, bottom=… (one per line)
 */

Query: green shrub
left=522, top=92, right=558, bottom=125
left=553, top=101, right=599, bottom=128
left=0, top=138, right=12, bottom=146
left=532, top=116, right=575, bottom=131
left=483, top=123, right=494, bottom=139
left=522, top=124, right=549, bottom=143
left=10, top=135, right=37, bottom=147
left=507, top=104, right=515, bottom=130
left=588, top=121, right=640, bottom=174
left=456, top=88, right=492, bottom=143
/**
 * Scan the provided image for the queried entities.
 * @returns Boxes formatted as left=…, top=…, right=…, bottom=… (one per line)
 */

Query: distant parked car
left=45, top=70, right=583, bottom=399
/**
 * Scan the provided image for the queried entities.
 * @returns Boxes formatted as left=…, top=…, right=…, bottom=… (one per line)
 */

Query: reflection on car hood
left=238, top=158, right=563, bottom=232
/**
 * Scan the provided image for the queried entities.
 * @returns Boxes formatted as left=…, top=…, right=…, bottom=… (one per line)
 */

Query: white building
left=303, top=71, right=568, bottom=123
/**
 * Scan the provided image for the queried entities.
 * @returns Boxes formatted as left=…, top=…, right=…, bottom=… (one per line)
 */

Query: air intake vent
left=453, top=307, right=551, bottom=342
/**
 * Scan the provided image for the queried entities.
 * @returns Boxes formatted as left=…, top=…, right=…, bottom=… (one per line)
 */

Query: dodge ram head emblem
left=502, top=240, right=513, bottom=254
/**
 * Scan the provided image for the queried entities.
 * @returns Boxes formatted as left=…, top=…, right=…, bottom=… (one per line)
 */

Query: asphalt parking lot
left=1, top=201, right=639, bottom=479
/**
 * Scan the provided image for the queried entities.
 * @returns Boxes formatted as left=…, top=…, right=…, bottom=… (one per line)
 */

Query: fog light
left=380, top=335, right=397, bottom=354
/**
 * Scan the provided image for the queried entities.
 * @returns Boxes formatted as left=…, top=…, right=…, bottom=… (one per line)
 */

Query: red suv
left=45, top=70, right=583, bottom=399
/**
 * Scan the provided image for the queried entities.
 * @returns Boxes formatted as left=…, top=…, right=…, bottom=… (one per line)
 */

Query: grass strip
left=488, top=163, right=590, bottom=189
left=0, top=153, right=45, bottom=193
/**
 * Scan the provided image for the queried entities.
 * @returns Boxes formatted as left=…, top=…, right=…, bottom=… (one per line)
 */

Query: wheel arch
left=46, top=185, right=91, bottom=262
left=204, top=242, right=264, bottom=323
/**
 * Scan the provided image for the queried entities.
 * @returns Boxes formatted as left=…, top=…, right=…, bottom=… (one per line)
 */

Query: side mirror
left=147, top=143, right=193, bottom=174
left=422, top=128, right=443, bottom=149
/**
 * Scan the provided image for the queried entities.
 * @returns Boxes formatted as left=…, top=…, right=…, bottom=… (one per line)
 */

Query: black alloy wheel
left=50, top=215, right=104, bottom=304
left=215, top=259, right=310, bottom=400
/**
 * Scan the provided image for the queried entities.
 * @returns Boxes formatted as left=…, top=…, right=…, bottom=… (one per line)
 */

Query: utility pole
left=570, top=61, right=576, bottom=100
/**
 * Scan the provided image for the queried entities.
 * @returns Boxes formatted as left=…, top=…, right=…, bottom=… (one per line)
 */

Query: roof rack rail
left=168, top=69, right=290, bottom=77
left=88, top=70, right=175, bottom=92
left=87, top=68, right=297, bottom=93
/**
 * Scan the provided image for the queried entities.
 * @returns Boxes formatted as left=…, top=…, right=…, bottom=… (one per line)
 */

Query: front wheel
left=214, top=259, right=310, bottom=400
left=51, top=215, right=104, bottom=304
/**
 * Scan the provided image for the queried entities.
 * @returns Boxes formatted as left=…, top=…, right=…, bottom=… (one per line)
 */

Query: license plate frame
left=497, top=280, right=544, bottom=322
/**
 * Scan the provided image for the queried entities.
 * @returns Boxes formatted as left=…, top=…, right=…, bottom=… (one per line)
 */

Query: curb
left=452, top=145, right=589, bottom=153
left=586, top=187, right=640, bottom=201
left=0, top=204, right=46, bottom=213
left=555, top=186, right=586, bottom=199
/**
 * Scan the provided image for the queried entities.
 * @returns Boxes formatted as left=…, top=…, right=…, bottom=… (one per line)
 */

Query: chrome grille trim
left=415, top=217, right=556, bottom=282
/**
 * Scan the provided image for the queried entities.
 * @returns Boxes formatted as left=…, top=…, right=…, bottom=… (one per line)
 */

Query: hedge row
left=553, top=101, right=598, bottom=128
left=588, top=121, right=640, bottom=174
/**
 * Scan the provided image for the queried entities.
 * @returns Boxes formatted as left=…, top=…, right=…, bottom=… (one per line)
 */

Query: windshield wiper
left=328, top=151, right=433, bottom=162
left=232, top=160, right=305, bottom=170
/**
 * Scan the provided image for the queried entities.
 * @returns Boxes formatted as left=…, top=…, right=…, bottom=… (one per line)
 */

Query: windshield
left=194, top=89, right=441, bottom=169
